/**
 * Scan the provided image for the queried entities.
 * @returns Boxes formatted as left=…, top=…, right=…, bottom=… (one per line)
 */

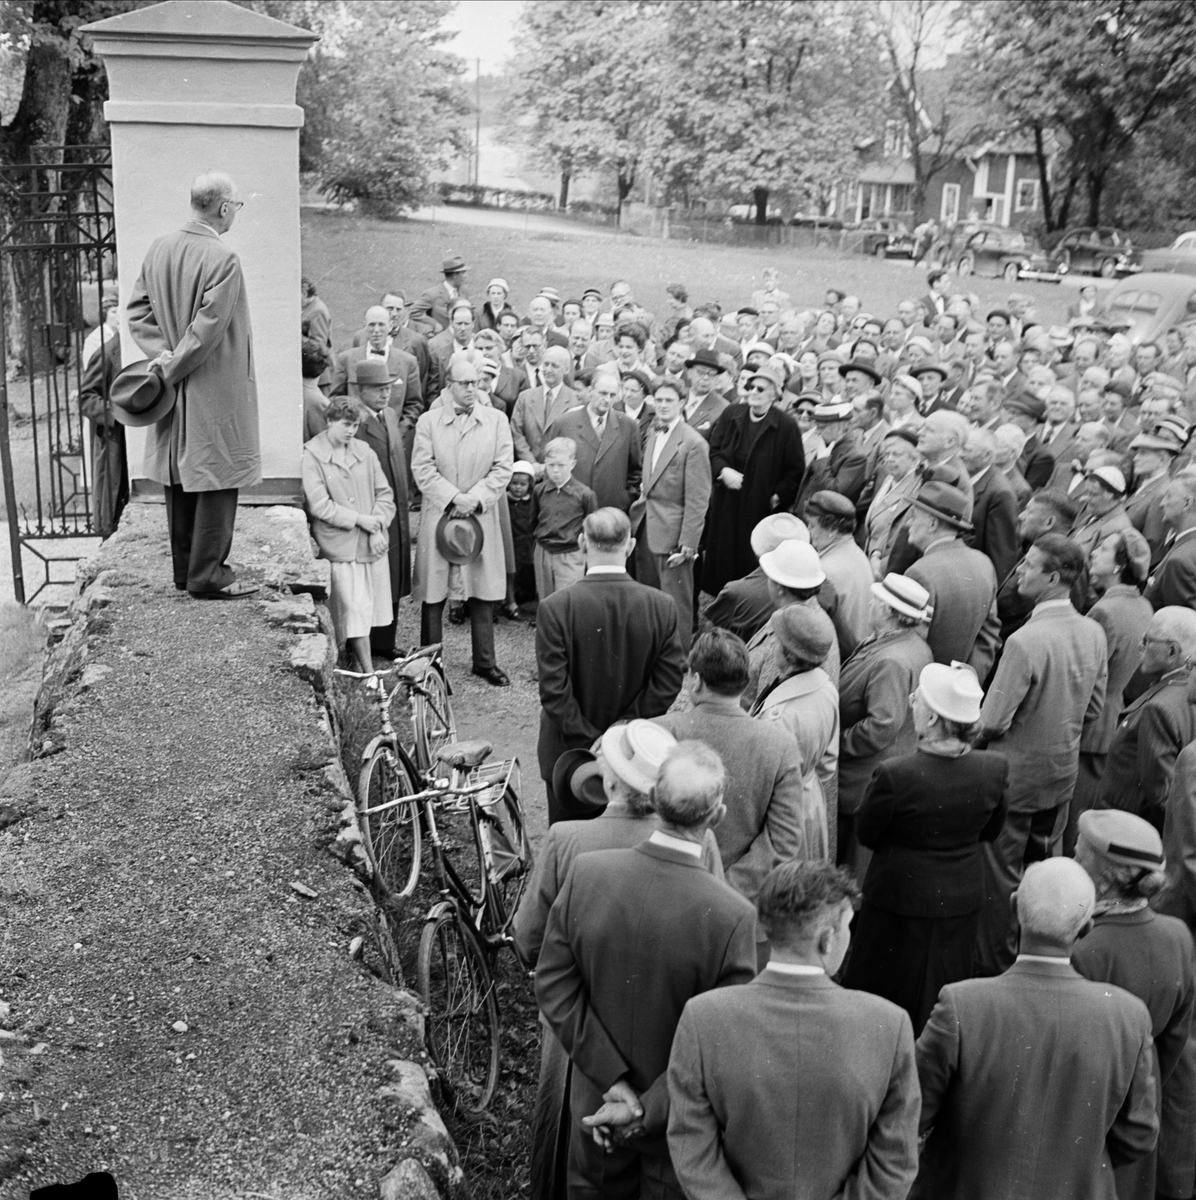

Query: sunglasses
left=746, top=384, right=772, bottom=394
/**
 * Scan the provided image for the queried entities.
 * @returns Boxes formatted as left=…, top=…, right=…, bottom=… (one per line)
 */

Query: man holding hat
left=536, top=508, right=686, bottom=823
left=536, top=740, right=756, bottom=1200
left=794, top=400, right=868, bottom=515
left=915, top=859, right=1158, bottom=1200
left=682, top=348, right=730, bottom=441
left=905, top=481, right=1001, bottom=677
left=703, top=364, right=805, bottom=595
left=975, top=533, right=1108, bottom=975
left=409, top=253, right=469, bottom=335
left=514, top=719, right=720, bottom=1200
left=411, top=355, right=514, bottom=687
left=124, top=170, right=259, bottom=599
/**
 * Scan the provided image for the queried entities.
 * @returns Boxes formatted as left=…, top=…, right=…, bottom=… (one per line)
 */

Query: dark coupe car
left=954, top=225, right=1061, bottom=282
left=858, top=218, right=916, bottom=259
left=1053, top=227, right=1141, bottom=278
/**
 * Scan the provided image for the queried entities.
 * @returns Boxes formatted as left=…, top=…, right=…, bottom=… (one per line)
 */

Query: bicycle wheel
left=478, top=771, right=533, bottom=938
left=417, top=907, right=500, bottom=1114
left=358, top=747, right=422, bottom=900
left=413, top=664, right=457, bottom=772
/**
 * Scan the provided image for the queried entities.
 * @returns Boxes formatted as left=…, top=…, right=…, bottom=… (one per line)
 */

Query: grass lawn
left=299, top=207, right=1077, bottom=345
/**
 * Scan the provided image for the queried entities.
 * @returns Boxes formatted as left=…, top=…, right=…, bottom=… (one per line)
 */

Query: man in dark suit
left=795, top=401, right=868, bottom=515
left=409, top=252, right=468, bottom=335
left=961, top=427, right=1019, bottom=583
left=547, top=368, right=641, bottom=511
left=535, top=508, right=685, bottom=823
left=1148, top=476, right=1196, bottom=609
left=669, top=861, right=920, bottom=1200
left=919, top=268, right=952, bottom=325
left=1002, top=391, right=1055, bottom=490
left=631, top=378, right=713, bottom=652
left=426, top=301, right=478, bottom=393
left=681, top=348, right=729, bottom=442
left=331, top=306, right=422, bottom=415
left=536, top=740, right=757, bottom=1198
left=916, top=858, right=1158, bottom=1200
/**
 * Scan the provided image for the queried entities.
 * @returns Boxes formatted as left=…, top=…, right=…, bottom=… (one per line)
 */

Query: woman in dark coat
left=703, top=366, right=804, bottom=594
left=842, top=661, right=1008, bottom=1033
left=1073, top=809, right=1196, bottom=1200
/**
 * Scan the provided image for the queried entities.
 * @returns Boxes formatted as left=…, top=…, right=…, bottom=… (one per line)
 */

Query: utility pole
left=474, top=57, right=482, bottom=187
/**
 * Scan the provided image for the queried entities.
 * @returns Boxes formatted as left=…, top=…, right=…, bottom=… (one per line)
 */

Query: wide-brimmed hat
left=838, top=359, right=882, bottom=385
left=919, top=661, right=983, bottom=724
left=872, top=573, right=933, bottom=622
left=111, top=359, right=176, bottom=428
left=759, top=540, right=826, bottom=590
left=1048, top=325, right=1075, bottom=347
left=435, top=511, right=484, bottom=564
left=750, top=513, right=809, bottom=557
left=551, top=748, right=607, bottom=819
left=1077, top=809, right=1164, bottom=870
left=909, top=360, right=948, bottom=382
left=685, top=347, right=724, bottom=372
left=891, top=373, right=924, bottom=401
left=600, top=719, right=676, bottom=795
left=772, top=602, right=835, bottom=665
left=910, top=481, right=973, bottom=532
left=353, top=358, right=397, bottom=386
left=441, top=254, right=467, bottom=274
left=813, top=400, right=854, bottom=424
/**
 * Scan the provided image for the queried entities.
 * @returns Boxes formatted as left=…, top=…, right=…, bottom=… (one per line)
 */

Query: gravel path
left=0, top=516, right=433, bottom=1200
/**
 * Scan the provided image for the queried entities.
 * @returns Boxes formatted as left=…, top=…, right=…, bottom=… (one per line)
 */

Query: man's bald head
left=543, top=346, right=570, bottom=370
left=1016, top=859, right=1095, bottom=948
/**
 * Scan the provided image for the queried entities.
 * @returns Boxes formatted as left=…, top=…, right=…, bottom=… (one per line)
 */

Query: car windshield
left=1109, top=290, right=1138, bottom=313
left=1003, top=231, right=1028, bottom=250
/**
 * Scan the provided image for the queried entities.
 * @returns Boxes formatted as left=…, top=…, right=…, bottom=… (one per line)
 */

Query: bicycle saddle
left=435, top=740, right=492, bottom=770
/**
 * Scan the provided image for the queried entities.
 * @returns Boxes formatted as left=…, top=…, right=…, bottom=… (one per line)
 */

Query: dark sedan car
left=954, top=225, right=1061, bottom=282
left=858, top=218, right=916, bottom=258
left=1053, top=227, right=1140, bottom=278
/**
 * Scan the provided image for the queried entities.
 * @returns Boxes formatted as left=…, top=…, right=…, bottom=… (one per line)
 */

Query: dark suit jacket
left=1083, top=585, right=1153, bottom=754
left=795, top=430, right=869, bottom=515
left=330, top=345, right=423, bottom=429
left=1018, top=433, right=1056, bottom=491
left=614, top=398, right=655, bottom=449
left=1127, top=473, right=1170, bottom=562
left=350, top=325, right=434, bottom=398
left=354, top=406, right=412, bottom=600
left=967, top=466, right=1020, bottom=583
left=546, top=406, right=642, bottom=512
left=1147, top=529, right=1196, bottom=610
left=535, top=571, right=684, bottom=780
left=915, top=960, right=1157, bottom=1200
left=409, top=281, right=466, bottom=335
left=705, top=566, right=774, bottom=642
left=684, top=392, right=728, bottom=442
left=668, top=971, right=919, bottom=1200
left=510, top=384, right=581, bottom=463
left=536, top=840, right=757, bottom=1138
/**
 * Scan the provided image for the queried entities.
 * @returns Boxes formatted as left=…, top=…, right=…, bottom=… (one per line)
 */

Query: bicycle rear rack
left=437, top=757, right=520, bottom=815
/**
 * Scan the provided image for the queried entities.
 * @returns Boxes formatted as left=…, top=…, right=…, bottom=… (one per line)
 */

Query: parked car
left=1052, top=227, right=1140, bottom=278
left=1102, top=272, right=1196, bottom=344
left=954, top=225, right=1062, bottom=282
left=1139, top=231, right=1196, bottom=275
left=789, top=213, right=845, bottom=230
left=857, top=218, right=917, bottom=259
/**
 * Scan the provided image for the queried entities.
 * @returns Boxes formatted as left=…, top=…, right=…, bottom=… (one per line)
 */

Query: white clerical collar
left=1016, top=953, right=1071, bottom=964
left=586, top=565, right=625, bottom=575
left=764, top=962, right=825, bottom=977
left=648, top=830, right=701, bottom=858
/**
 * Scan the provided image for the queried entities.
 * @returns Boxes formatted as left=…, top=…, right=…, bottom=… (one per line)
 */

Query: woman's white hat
left=919, top=661, right=983, bottom=724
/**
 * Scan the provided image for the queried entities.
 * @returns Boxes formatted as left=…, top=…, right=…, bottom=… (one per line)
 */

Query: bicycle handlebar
left=333, top=643, right=444, bottom=681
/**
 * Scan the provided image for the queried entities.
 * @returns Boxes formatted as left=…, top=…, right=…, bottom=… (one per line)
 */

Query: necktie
left=595, top=417, right=605, bottom=437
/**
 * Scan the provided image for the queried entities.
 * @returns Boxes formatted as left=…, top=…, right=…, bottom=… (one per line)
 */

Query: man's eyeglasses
left=224, top=200, right=245, bottom=211
left=452, top=379, right=479, bottom=390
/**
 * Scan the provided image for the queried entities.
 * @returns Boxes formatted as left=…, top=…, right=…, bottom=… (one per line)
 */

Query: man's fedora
left=441, top=254, right=467, bottom=274
left=352, top=359, right=397, bottom=386
left=110, top=359, right=176, bottom=428
left=685, top=347, right=724, bottom=372
left=838, top=359, right=882, bottom=386
left=909, top=481, right=973, bottom=533
left=600, top=719, right=676, bottom=795
left=435, top=511, right=484, bottom=565
left=552, top=748, right=607, bottom=819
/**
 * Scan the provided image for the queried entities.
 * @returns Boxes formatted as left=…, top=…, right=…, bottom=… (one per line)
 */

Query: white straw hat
left=759, top=540, right=826, bottom=590
left=919, top=661, right=983, bottom=724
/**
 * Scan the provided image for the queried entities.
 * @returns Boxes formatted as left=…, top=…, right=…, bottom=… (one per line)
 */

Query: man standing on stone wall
left=127, top=170, right=260, bottom=599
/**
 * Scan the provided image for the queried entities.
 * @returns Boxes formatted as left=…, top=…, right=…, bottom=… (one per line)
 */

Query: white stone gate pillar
left=82, top=0, right=317, bottom=503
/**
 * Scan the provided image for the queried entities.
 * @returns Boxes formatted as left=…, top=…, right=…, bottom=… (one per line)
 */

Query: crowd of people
left=295, top=252, right=1196, bottom=1200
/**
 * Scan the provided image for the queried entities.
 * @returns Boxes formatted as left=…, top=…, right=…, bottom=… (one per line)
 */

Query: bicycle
left=336, top=643, right=457, bottom=903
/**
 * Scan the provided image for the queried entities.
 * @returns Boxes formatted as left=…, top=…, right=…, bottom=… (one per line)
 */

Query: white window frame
left=1015, top=178, right=1039, bottom=212
left=941, top=183, right=960, bottom=224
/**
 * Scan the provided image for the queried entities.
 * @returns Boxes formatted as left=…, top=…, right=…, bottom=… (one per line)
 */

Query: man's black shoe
left=471, top=666, right=510, bottom=688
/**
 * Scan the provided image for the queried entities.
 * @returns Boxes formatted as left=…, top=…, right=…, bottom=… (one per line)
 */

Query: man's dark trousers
left=166, top=484, right=238, bottom=594
left=421, top=599, right=495, bottom=669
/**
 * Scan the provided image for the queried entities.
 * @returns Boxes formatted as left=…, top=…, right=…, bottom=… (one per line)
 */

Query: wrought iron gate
left=0, top=146, right=116, bottom=604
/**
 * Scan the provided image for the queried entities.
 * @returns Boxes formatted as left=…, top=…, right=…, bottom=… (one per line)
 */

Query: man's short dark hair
left=757, top=861, right=859, bottom=947
left=687, top=630, right=749, bottom=696
left=986, top=309, right=1010, bottom=324
left=1028, top=488, right=1079, bottom=528
left=301, top=336, right=328, bottom=378
left=667, top=282, right=689, bottom=304
left=862, top=392, right=885, bottom=419
left=614, top=321, right=648, bottom=350
left=825, top=288, right=845, bottom=304
left=582, top=507, right=631, bottom=551
left=693, top=302, right=721, bottom=321
left=574, top=368, right=595, bottom=389
left=652, top=374, right=685, bottom=400
left=928, top=269, right=948, bottom=289
left=382, top=289, right=406, bottom=306
left=521, top=326, right=546, bottom=344
left=1032, top=533, right=1086, bottom=587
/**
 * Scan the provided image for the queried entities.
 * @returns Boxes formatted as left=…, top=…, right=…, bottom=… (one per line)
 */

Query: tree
left=503, top=0, right=666, bottom=222
left=968, top=0, right=1196, bottom=229
left=248, top=1, right=469, bottom=213
left=652, top=1, right=881, bottom=221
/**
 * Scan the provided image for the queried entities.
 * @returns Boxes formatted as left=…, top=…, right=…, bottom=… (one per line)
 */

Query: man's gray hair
left=654, top=741, right=725, bottom=827
left=190, top=170, right=235, bottom=214
left=1152, top=605, right=1196, bottom=660
left=1016, top=859, right=1095, bottom=945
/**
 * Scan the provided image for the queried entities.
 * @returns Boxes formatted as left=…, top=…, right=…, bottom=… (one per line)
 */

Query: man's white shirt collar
left=1016, top=953, right=1071, bottom=964
left=648, top=830, right=701, bottom=858
left=764, top=962, right=825, bottom=976
left=586, top=565, right=625, bottom=575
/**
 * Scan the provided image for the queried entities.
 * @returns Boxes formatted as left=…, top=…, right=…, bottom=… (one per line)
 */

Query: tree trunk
left=1086, top=169, right=1105, bottom=227
left=1032, top=122, right=1055, bottom=231
left=753, top=186, right=769, bottom=225
left=615, top=167, right=635, bottom=227
left=1055, top=171, right=1079, bottom=232
left=559, top=167, right=571, bottom=210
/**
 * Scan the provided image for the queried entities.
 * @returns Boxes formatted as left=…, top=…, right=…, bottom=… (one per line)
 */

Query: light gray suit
left=669, top=969, right=920, bottom=1200
left=510, top=383, right=581, bottom=463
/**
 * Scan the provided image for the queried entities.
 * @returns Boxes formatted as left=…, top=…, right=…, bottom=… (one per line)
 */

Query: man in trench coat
left=126, top=170, right=260, bottom=598
left=411, top=356, right=514, bottom=687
